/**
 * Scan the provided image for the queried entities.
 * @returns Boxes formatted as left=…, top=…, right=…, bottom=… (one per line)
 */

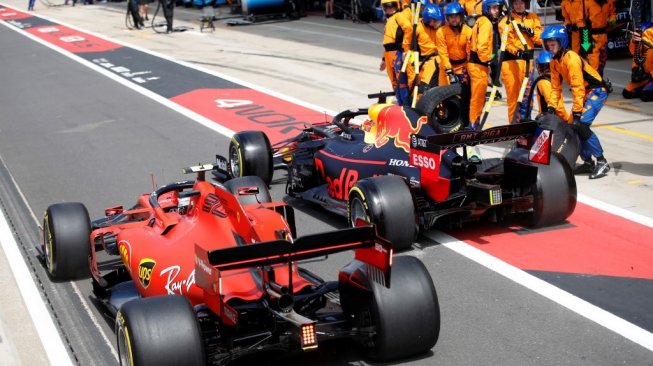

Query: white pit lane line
left=2, top=3, right=653, bottom=356
left=0, top=207, right=74, bottom=366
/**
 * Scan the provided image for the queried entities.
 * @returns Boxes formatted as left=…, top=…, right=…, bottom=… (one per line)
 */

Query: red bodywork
left=89, top=176, right=392, bottom=330
left=89, top=180, right=314, bottom=326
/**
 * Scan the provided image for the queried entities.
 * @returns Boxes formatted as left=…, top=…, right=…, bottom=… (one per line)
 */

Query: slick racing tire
left=43, top=202, right=92, bottom=280
left=348, top=175, right=417, bottom=250
left=224, top=176, right=272, bottom=206
left=528, top=152, right=577, bottom=227
left=116, top=295, right=204, bottom=366
left=536, top=113, right=580, bottom=168
left=414, top=84, right=465, bottom=134
left=369, top=256, right=440, bottom=361
left=229, top=131, right=274, bottom=186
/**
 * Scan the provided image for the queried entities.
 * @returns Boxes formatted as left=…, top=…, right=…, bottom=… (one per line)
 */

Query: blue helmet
left=482, top=0, right=503, bottom=16
left=541, top=24, right=569, bottom=51
left=536, top=50, right=553, bottom=65
left=641, top=22, right=653, bottom=32
left=423, top=3, right=444, bottom=24
left=536, top=51, right=553, bottom=74
left=444, top=1, right=465, bottom=16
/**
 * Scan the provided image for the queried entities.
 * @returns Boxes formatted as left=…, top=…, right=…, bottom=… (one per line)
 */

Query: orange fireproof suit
left=468, top=15, right=496, bottom=126
left=567, top=0, right=616, bottom=75
left=463, top=0, right=483, bottom=19
left=382, top=9, right=407, bottom=90
left=435, top=23, right=472, bottom=85
left=623, top=27, right=653, bottom=100
left=403, top=20, right=440, bottom=98
left=535, top=76, right=570, bottom=122
left=498, top=10, right=542, bottom=123
left=560, top=0, right=581, bottom=54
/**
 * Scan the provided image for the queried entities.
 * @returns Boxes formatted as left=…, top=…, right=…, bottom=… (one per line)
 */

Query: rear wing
left=409, top=122, right=552, bottom=201
left=422, top=121, right=544, bottom=149
left=194, top=225, right=392, bottom=327
left=198, top=225, right=391, bottom=280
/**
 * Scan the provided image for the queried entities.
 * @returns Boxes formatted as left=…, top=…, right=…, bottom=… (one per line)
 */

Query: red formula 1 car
left=216, top=85, right=577, bottom=250
left=39, top=166, right=440, bottom=365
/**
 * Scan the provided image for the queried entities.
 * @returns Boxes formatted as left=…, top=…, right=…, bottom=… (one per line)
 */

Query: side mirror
left=105, top=205, right=124, bottom=217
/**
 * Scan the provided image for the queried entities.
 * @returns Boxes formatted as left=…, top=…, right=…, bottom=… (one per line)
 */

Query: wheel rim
left=434, top=99, right=461, bottom=128
left=229, top=144, right=242, bottom=178
left=349, top=197, right=370, bottom=228
left=44, top=221, right=54, bottom=274
left=117, top=323, right=133, bottom=366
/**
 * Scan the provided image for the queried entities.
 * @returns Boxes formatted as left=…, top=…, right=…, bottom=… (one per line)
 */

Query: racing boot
left=573, top=159, right=595, bottom=174
left=589, top=159, right=610, bottom=179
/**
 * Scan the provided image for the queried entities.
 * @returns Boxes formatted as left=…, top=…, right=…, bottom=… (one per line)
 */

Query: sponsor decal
left=529, top=129, right=551, bottom=164
left=195, top=255, right=212, bottom=276
left=138, top=258, right=156, bottom=289
left=160, top=265, right=195, bottom=295
left=171, top=90, right=330, bottom=143
left=25, top=25, right=121, bottom=53
left=411, top=152, right=438, bottom=171
left=91, top=58, right=160, bottom=84
left=202, top=193, right=227, bottom=218
left=372, top=105, right=427, bottom=153
left=388, top=159, right=412, bottom=167
left=315, top=158, right=359, bottom=201
left=0, top=7, right=33, bottom=21
left=216, top=156, right=228, bottom=171
left=118, top=240, right=132, bottom=273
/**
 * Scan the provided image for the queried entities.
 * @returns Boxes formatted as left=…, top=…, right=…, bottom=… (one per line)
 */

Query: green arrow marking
left=581, top=28, right=592, bottom=52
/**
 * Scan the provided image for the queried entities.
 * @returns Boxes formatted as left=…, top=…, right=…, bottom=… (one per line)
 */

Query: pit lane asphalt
left=1, top=2, right=652, bottom=365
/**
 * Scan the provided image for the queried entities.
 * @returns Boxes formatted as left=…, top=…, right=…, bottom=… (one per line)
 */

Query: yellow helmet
left=363, top=103, right=392, bottom=144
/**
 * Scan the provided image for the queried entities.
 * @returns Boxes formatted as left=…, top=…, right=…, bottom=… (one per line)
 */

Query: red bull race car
left=217, top=85, right=577, bottom=250
left=39, top=166, right=440, bottom=365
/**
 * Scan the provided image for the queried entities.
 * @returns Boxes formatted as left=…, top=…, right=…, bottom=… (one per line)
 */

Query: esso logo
left=411, top=153, right=437, bottom=170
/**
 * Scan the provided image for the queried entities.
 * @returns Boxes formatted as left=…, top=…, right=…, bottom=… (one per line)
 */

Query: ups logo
left=138, top=258, right=156, bottom=289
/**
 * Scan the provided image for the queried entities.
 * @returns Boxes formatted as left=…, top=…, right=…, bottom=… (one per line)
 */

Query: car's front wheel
left=228, top=131, right=273, bottom=186
left=43, top=202, right=91, bottom=280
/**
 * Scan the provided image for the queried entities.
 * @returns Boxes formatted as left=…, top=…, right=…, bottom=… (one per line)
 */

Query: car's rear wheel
left=224, top=176, right=272, bottom=206
left=228, top=131, right=273, bottom=186
left=348, top=175, right=416, bottom=251
left=116, top=295, right=205, bottom=366
left=43, top=202, right=92, bottom=280
left=339, top=256, right=439, bottom=361
left=415, top=84, right=465, bottom=133
left=370, top=256, right=440, bottom=360
left=536, top=113, right=580, bottom=168
left=528, top=152, right=577, bottom=227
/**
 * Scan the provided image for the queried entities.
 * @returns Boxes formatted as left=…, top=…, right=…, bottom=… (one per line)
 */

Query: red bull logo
left=369, top=104, right=427, bottom=153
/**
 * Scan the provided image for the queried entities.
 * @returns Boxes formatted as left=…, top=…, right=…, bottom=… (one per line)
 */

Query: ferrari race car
left=218, top=84, right=578, bottom=250
left=39, top=166, right=440, bottom=365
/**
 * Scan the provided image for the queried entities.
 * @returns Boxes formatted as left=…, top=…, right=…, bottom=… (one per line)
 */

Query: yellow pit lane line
left=594, top=123, right=653, bottom=142
left=606, top=100, right=641, bottom=112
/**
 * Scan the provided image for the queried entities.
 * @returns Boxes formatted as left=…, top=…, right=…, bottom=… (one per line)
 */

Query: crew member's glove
left=446, top=69, right=458, bottom=84
left=516, top=50, right=532, bottom=61
left=546, top=106, right=556, bottom=115
left=607, top=19, right=616, bottom=27
left=518, top=24, right=535, bottom=38
left=572, top=112, right=582, bottom=126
